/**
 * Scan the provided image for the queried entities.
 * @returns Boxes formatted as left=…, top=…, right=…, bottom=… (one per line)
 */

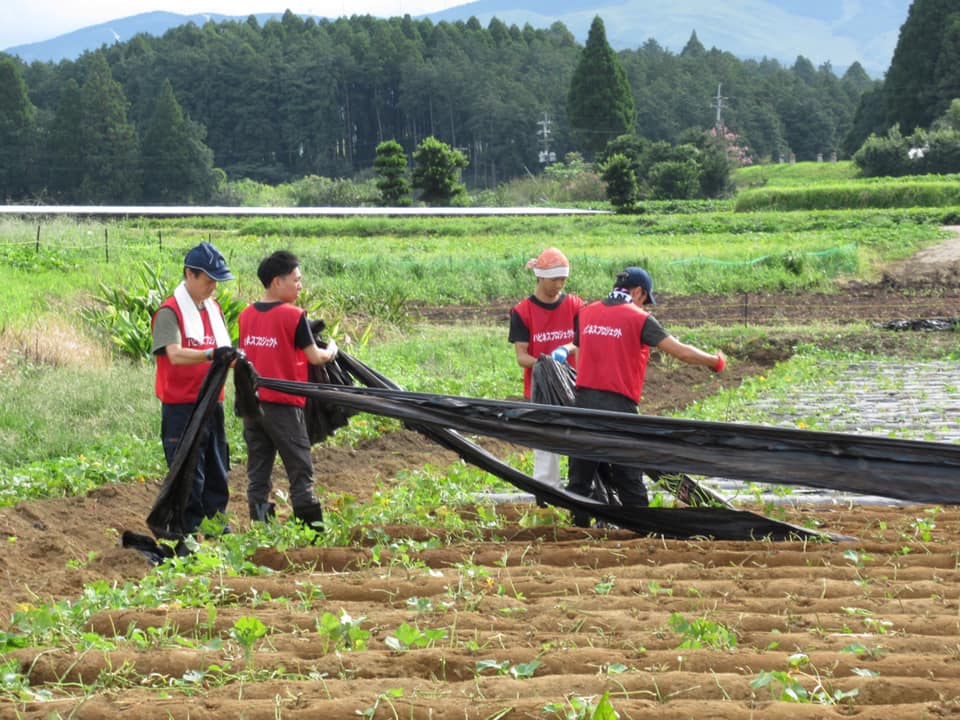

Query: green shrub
left=601, top=153, right=639, bottom=210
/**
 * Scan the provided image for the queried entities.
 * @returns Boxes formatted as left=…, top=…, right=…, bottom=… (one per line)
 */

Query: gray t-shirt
left=152, top=305, right=214, bottom=355
left=152, top=307, right=180, bottom=355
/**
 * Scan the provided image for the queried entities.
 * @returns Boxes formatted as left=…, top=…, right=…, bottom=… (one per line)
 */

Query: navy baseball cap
left=184, top=242, right=234, bottom=281
left=616, top=266, right=656, bottom=304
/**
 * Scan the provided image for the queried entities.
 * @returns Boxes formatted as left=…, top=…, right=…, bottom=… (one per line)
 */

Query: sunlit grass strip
left=733, top=161, right=859, bottom=188
left=735, top=179, right=960, bottom=212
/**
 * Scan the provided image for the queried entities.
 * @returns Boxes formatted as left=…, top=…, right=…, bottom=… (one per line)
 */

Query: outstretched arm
left=656, top=336, right=726, bottom=371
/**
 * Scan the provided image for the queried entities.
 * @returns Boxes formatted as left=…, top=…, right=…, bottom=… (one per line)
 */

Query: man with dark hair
left=151, top=241, right=236, bottom=535
left=567, top=266, right=727, bottom=526
left=238, top=250, right=338, bottom=531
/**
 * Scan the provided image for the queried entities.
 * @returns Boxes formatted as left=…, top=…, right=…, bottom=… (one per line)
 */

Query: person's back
left=239, top=301, right=309, bottom=404
left=567, top=266, right=726, bottom=526
left=575, top=299, right=651, bottom=404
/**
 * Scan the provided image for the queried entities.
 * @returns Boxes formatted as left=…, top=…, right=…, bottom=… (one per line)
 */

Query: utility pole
left=711, top=83, right=727, bottom=133
left=537, top=113, right=556, bottom=164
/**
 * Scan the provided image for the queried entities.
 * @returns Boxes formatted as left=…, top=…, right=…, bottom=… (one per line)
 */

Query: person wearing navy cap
left=566, top=266, right=727, bottom=526
left=151, top=242, right=236, bottom=536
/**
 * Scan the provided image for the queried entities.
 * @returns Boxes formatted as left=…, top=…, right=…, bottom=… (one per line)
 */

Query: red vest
left=575, top=300, right=650, bottom=403
left=512, top=293, right=584, bottom=399
left=152, top=296, right=225, bottom=404
left=239, top=302, right=308, bottom=407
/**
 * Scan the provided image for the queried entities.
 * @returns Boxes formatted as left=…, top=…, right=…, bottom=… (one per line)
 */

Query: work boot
left=249, top=502, right=276, bottom=523
left=293, top=502, right=324, bottom=532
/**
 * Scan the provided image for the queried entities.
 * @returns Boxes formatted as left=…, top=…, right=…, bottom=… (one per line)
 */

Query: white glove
left=326, top=339, right=339, bottom=359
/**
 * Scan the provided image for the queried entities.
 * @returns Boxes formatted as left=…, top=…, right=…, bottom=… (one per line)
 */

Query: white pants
left=533, top=449, right=562, bottom=488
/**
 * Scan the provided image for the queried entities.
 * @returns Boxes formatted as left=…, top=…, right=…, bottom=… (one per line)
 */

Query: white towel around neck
left=173, top=281, right=232, bottom=348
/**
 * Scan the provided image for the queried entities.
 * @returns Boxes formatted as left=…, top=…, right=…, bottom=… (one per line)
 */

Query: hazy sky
left=1, top=0, right=466, bottom=50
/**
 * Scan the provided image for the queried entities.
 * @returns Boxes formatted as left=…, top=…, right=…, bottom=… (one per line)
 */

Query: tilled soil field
left=7, top=503, right=960, bottom=719
left=2, top=239, right=960, bottom=719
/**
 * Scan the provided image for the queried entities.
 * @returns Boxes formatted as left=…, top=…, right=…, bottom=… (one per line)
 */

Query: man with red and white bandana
left=238, top=250, right=338, bottom=531
left=509, top=247, right=584, bottom=489
left=567, top=266, right=727, bottom=526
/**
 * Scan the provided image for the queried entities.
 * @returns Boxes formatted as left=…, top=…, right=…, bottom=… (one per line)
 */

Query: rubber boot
left=293, top=502, right=324, bottom=533
left=571, top=510, right=592, bottom=528
left=249, top=502, right=276, bottom=523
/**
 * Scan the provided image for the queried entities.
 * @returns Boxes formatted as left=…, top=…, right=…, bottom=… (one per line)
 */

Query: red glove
left=712, top=354, right=726, bottom=373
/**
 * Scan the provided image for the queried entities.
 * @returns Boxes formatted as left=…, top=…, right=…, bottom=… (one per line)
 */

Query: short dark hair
left=257, top=251, right=300, bottom=288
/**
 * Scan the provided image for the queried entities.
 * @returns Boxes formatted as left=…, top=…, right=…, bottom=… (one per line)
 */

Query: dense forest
left=0, top=10, right=876, bottom=203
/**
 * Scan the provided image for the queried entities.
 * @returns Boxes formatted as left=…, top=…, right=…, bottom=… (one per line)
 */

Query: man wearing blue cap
left=567, top=266, right=727, bottom=526
left=151, top=241, right=236, bottom=535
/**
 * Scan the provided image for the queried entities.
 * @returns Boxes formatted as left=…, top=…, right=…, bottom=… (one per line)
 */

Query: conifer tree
left=0, top=58, right=38, bottom=200
left=141, top=79, right=218, bottom=203
left=566, top=16, right=635, bottom=158
left=885, top=0, right=960, bottom=132
left=47, top=79, right=85, bottom=201
left=78, top=53, right=141, bottom=203
left=374, top=139, right=410, bottom=206
left=411, top=136, right=467, bottom=205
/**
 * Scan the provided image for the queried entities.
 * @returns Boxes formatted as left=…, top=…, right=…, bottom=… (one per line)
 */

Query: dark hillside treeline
left=12, top=12, right=868, bottom=192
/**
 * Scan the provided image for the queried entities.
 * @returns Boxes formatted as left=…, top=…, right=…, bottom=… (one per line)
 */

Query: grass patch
left=0, top=210, right=951, bottom=316
left=733, top=161, right=859, bottom=190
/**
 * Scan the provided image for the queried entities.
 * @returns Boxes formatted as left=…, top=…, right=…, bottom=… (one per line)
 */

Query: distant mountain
left=3, top=0, right=909, bottom=77
left=2, top=11, right=299, bottom=64
left=430, top=0, right=911, bottom=77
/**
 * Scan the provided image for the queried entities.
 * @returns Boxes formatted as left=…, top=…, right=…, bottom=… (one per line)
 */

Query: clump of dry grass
left=0, top=315, right=110, bottom=370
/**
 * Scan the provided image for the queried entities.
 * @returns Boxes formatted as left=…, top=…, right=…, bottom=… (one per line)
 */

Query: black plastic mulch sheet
left=880, top=317, right=958, bottom=332
left=239, top=353, right=857, bottom=541
left=304, top=319, right=357, bottom=443
left=530, top=357, right=734, bottom=510
left=144, top=351, right=233, bottom=540
left=530, top=357, right=577, bottom=407
left=252, top=365, right=960, bottom=508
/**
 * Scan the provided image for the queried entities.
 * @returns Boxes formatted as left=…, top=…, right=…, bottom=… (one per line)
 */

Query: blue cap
left=616, top=266, right=656, bottom=305
left=184, top=242, right=234, bottom=281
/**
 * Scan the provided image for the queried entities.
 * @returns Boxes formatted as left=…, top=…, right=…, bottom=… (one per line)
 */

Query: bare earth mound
left=2, top=236, right=960, bottom=718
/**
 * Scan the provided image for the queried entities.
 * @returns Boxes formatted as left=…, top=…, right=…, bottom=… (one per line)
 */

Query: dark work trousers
left=243, top=402, right=317, bottom=512
left=567, top=387, right=649, bottom=525
left=161, top=402, right=231, bottom=534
